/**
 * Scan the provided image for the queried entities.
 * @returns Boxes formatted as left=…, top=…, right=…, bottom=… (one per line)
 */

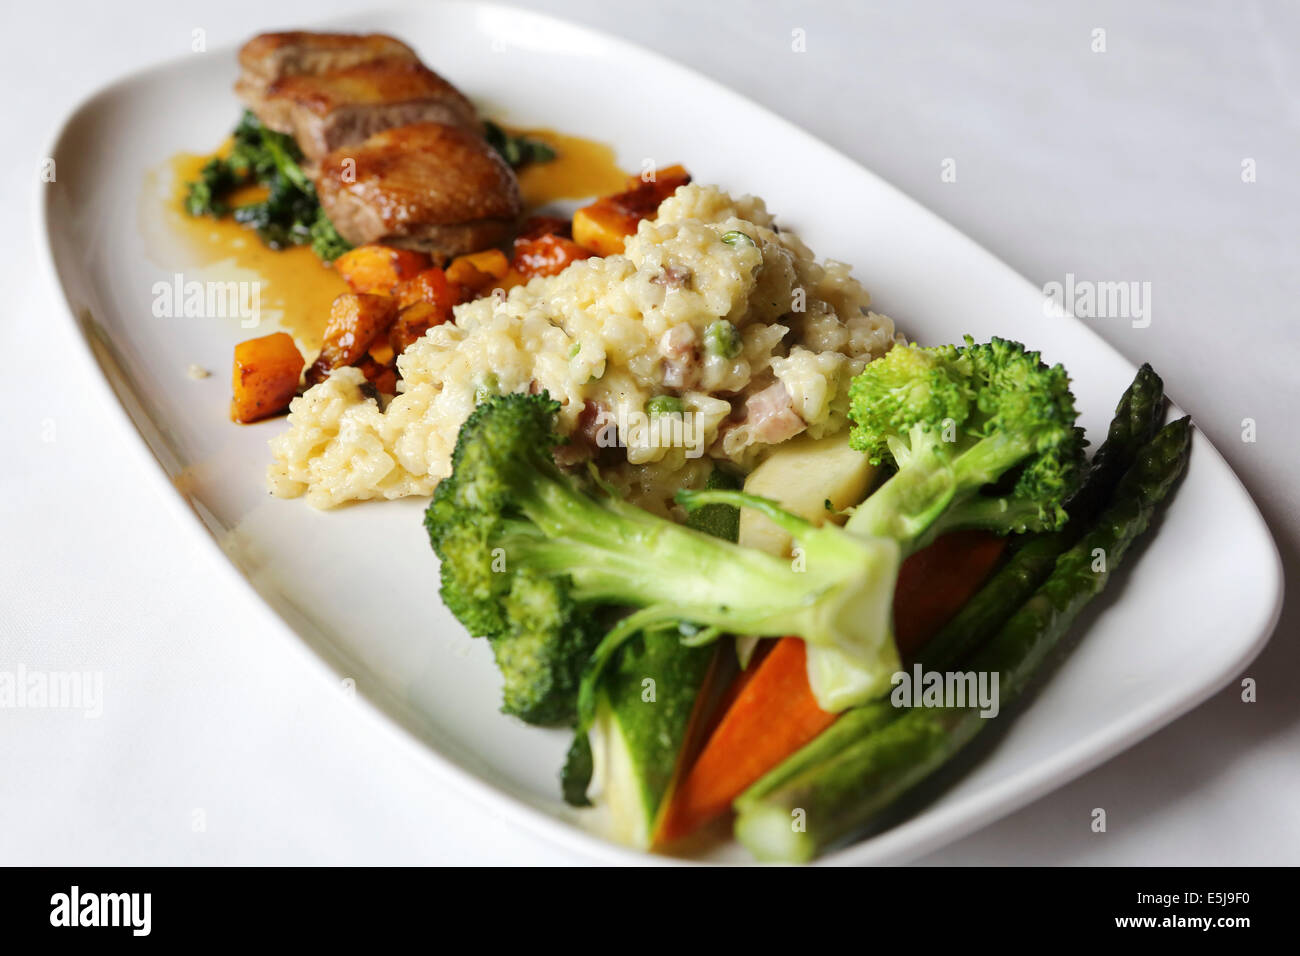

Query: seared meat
left=659, top=324, right=700, bottom=389
left=234, top=31, right=520, bottom=260
left=236, top=31, right=419, bottom=93
left=315, top=122, right=521, bottom=257
left=554, top=400, right=614, bottom=466
left=244, top=60, right=479, bottom=161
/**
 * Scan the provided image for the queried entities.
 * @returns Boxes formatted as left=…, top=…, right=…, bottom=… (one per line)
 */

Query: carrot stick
left=705, top=639, right=774, bottom=730
left=655, top=531, right=1008, bottom=845
left=892, top=530, right=1007, bottom=660
left=655, top=636, right=832, bottom=844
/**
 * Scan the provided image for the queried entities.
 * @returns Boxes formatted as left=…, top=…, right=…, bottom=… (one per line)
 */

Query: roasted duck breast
left=315, top=122, right=521, bottom=257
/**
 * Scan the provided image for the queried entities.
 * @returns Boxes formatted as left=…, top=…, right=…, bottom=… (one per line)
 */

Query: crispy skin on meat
left=236, top=32, right=419, bottom=90
left=316, top=123, right=521, bottom=257
left=248, top=60, right=479, bottom=160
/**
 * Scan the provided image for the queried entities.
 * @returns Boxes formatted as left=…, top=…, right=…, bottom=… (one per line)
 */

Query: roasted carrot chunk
left=356, top=356, right=398, bottom=395
left=572, top=165, right=691, bottom=256
left=511, top=233, right=592, bottom=279
left=388, top=301, right=450, bottom=355
left=445, top=249, right=510, bottom=296
left=334, top=245, right=431, bottom=294
left=231, top=332, right=304, bottom=423
left=306, top=292, right=397, bottom=385
left=393, top=267, right=458, bottom=311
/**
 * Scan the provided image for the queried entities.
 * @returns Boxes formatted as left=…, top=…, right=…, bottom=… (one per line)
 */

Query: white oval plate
left=36, top=1, right=1283, bottom=864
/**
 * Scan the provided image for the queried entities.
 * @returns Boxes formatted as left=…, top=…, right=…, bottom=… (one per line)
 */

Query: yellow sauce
left=143, top=151, right=349, bottom=351
left=508, top=127, right=628, bottom=209
left=143, top=128, right=626, bottom=349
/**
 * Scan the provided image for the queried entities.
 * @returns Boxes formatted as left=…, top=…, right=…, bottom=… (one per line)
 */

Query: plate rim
left=33, top=0, right=1286, bottom=866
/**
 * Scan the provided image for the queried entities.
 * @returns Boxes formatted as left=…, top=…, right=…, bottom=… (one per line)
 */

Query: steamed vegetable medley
left=425, top=336, right=1189, bottom=861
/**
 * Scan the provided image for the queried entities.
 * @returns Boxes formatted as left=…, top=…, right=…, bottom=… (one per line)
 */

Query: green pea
left=474, top=373, right=500, bottom=405
left=704, top=320, right=742, bottom=359
left=720, top=230, right=756, bottom=247
left=646, top=395, right=684, bottom=417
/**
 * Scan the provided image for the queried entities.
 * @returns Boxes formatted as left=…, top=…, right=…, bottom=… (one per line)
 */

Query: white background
left=2, top=0, right=1297, bottom=864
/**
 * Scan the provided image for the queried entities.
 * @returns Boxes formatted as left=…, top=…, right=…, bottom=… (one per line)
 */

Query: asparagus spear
left=735, top=416, right=1192, bottom=862
left=736, top=365, right=1165, bottom=810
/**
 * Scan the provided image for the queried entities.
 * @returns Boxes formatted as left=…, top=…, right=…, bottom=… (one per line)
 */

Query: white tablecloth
left=2, top=0, right=1296, bottom=864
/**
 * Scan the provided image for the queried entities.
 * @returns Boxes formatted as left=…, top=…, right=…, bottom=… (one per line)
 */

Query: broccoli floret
left=844, top=336, right=1086, bottom=550
left=426, top=396, right=601, bottom=723
left=491, top=569, right=605, bottom=724
left=425, top=393, right=901, bottom=722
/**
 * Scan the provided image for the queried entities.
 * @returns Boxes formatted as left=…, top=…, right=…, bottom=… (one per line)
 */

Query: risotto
left=267, top=183, right=897, bottom=510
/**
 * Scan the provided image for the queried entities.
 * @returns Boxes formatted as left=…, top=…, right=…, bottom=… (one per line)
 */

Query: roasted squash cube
left=393, top=267, right=457, bottom=311
left=445, top=249, right=510, bottom=296
left=572, top=165, right=691, bottom=257
left=231, top=332, right=304, bottom=423
left=357, top=356, right=398, bottom=395
left=572, top=203, right=636, bottom=257
left=511, top=233, right=592, bottom=279
left=388, top=301, right=449, bottom=355
left=334, top=245, right=431, bottom=294
left=306, top=292, right=397, bottom=385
